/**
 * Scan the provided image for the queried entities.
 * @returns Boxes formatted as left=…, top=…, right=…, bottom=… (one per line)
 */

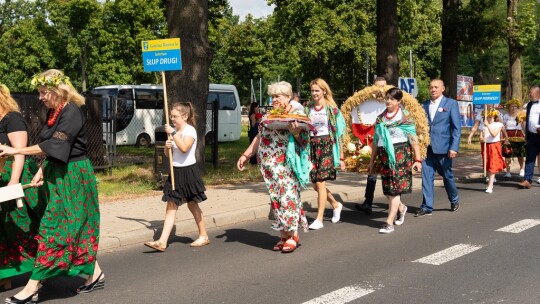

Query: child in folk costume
left=144, top=102, right=209, bottom=252
left=481, top=109, right=506, bottom=193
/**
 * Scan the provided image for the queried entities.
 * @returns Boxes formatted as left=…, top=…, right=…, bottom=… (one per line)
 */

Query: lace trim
left=52, top=131, right=68, bottom=141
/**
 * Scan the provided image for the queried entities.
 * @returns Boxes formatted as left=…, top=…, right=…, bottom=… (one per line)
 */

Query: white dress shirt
left=428, top=96, right=443, bottom=121
left=527, top=101, right=540, bottom=134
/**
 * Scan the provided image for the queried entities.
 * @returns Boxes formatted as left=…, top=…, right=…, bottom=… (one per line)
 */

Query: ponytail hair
left=172, top=102, right=197, bottom=127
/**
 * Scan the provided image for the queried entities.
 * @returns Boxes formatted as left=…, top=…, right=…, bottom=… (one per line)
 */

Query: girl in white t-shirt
left=481, top=110, right=506, bottom=193
left=144, top=102, right=209, bottom=251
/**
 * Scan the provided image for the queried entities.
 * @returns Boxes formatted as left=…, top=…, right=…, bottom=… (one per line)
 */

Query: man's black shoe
left=414, top=209, right=432, bottom=217
left=355, top=203, right=372, bottom=215
left=451, top=203, right=460, bottom=212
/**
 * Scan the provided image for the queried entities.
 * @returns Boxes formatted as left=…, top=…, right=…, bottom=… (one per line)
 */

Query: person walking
left=144, top=102, right=209, bottom=251
left=502, top=99, right=525, bottom=178
left=357, top=76, right=387, bottom=215
left=518, top=85, right=540, bottom=189
left=416, top=79, right=461, bottom=216
left=481, top=109, right=506, bottom=193
left=305, top=78, right=346, bottom=230
left=368, top=88, right=422, bottom=233
left=0, top=84, right=43, bottom=292
left=0, top=69, right=104, bottom=303
left=237, top=81, right=310, bottom=253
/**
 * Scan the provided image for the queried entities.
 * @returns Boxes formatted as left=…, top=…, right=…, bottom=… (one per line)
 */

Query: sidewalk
left=98, top=154, right=516, bottom=251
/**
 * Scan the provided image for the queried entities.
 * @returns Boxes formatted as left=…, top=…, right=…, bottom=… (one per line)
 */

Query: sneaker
left=451, top=203, right=460, bottom=212
left=379, top=224, right=394, bottom=234
left=415, top=209, right=432, bottom=217
left=331, top=203, right=343, bottom=223
left=308, top=219, right=324, bottom=230
left=394, top=205, right=407, bottom=225
left=519, top=169, right=525, bottom=177
left=504, top=172, right=512, bottom=178
left=537, top=177, right=540, bottom=184
left=485, top=187, right=493, bottom=193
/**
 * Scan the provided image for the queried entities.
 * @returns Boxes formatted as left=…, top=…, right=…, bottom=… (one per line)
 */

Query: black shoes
left=355, top=202, right=372, bottom=215
left=5, top=292, right=38, bottom=304
left=77, top=272, right=105, bottom=294
left=451, top=203, right=460, bottom=212
left=414, top=209, right=432, bottom=217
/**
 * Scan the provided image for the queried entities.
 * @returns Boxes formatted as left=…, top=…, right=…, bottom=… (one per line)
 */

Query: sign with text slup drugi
left=472, top=84, right=501, bottom=105
left=142, top=38, right=182, bottom=72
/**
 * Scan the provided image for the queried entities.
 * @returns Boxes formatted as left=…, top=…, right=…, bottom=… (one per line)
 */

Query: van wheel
left=205, top=131, right=214, bottom=145
left=136, top=133, right=151, bottom=147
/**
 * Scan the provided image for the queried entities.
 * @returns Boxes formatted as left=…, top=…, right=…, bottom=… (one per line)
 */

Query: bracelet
left=414, top=159, right=422, bottom=163
left=340, top=157, right=345, bottom=161
left=242, top=153, right=250, bottom=159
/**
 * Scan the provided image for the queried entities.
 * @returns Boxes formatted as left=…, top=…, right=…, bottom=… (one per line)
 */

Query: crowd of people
left=1, top=71, right=539, bottom=301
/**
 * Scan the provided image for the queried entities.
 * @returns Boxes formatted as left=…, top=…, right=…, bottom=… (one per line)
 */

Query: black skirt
left=162, top=164, right=207, bottom=205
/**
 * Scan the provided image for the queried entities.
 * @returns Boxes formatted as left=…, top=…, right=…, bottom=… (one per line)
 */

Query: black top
left=0, top=111, right=28, bottom=146
left=38, top=103, right=87, bottom=163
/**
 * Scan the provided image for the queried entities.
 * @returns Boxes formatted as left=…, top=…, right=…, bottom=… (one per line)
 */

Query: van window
left=207, top=92, right=237, bottom=110
left=219, top=92, right=237, bottom=110
left=135, top=88, right=164, bottom=109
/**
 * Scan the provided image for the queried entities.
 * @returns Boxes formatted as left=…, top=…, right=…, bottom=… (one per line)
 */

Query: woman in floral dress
left=237, top=81, right=310, bottom=253
left=367, top=88, right=422, bottom=234
left=0, top=84, right=42, bottom=291
left=0, top=69, right=104, bottom=303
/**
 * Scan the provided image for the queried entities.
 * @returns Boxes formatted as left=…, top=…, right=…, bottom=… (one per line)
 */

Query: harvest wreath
left=339, top=85, right=430, bottom=172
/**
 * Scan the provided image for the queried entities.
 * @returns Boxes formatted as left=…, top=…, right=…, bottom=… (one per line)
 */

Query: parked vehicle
left=92, top=84, right=241, bottom=146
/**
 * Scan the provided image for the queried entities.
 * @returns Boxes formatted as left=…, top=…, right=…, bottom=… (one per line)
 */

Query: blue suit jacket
left=423, top=96, right=461, bottom=154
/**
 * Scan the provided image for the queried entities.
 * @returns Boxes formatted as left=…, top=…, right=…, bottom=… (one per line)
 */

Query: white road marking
left=496, top=219, right=540, bottom=234
left=302, top=285, right=377, bottom=304
left=413, top=244, right=482, bottom=265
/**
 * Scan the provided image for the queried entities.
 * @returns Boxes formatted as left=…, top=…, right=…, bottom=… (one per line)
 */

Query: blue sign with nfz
left=142, top=49, right=182, bottom=72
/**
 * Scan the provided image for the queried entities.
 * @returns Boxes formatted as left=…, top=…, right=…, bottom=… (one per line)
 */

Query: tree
left=440, top=0, right=460, bottom=99
left=376, top=0, right=399, bottom=86
left=165, top=0, right=210, bottom=165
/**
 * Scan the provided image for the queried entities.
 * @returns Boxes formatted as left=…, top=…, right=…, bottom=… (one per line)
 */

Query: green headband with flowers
left=481, top=109, right=500, bottom=118
left=30, top=74, right=72, bottom=89
left=506, top=98, right=521, bottom=109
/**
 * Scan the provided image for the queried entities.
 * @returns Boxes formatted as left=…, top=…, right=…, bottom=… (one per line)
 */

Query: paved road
left=1, top=178, right=539, bottom=303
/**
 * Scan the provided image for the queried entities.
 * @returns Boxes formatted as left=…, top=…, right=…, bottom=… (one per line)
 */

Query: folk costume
left=305, top=101, right=346, bottom=183
left=31, top=103, right=100, bottom=280
left=0, top=112, right=42, bottom=280
left=373, top=107, right=417, bottom=196
left=481, top=121, right=506, bottom=174
left=259, top=107, right=310, bottom=232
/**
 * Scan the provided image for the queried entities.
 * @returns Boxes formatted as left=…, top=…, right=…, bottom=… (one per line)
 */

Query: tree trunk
left=165, top=0, right=210, bottom=169
left=441, top=0, right=460, bottom=99
left=507, top=0, right=522, bottom=100
left=376, top=0, right=399, bottom=86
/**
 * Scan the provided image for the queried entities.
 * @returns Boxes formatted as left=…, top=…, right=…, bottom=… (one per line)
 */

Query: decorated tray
left=261, top=115, right=313, bottom=131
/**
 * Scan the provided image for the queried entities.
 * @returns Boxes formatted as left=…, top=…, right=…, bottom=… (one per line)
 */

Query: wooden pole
left=162, top=71, right=175, bottom=190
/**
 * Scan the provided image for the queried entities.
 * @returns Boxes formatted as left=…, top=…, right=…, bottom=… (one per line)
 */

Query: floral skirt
left=30, top=158, right=100, bottom=280
left=378, top=142, right=413, bottom=196
left=162, top=164, right=207, bottom=205
left=310, top=135, right=336, bottom=183
left=481, top=142, right=506, bottom=173
left=0, top=158, right=43, bottom=279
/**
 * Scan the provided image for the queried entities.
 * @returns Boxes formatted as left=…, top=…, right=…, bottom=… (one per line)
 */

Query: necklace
left=314, top=104, right=324, bottom=111
left=384, top=107, right=400, bottom=120
left=47, top=102, right=66, bottom=127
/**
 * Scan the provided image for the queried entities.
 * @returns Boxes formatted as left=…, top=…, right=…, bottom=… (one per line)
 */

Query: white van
left=92, top=84, right=241, bottom=146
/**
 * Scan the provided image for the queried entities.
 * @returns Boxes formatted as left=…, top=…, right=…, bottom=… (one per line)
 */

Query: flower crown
left=30, top=74, right=72, bottom=89
left=481, top=109, right=500, bottom=117
left=506, top=98, right=521, bottom=109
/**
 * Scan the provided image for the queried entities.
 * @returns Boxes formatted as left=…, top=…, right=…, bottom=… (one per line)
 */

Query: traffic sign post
left=142, top=38, right=182, bottom=189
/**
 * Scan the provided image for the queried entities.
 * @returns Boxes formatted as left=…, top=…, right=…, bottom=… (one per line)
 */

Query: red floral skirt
left=377, top=142, right=413, bottom=196
left=481, top=142, right=506, bottom=173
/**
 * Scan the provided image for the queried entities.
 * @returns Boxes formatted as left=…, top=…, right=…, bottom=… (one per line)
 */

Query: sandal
left=144, top=240, right=166, bottom=252
left=272, top=238, right=287, bottom=251
left=190, top=236, right=210, bottom=247
left=281, top=235, right=299, bottom=253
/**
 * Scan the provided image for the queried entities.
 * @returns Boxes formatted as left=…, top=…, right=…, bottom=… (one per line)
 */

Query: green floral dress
left=30, top=103, right=100, bottom=280
left=0, top=112, right=42, bottom=279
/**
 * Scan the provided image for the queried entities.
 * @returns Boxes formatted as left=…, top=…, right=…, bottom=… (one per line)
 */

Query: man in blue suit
left=416, top=79, right=461, bottom=216
left=518, top=85, right=540, bottom=189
